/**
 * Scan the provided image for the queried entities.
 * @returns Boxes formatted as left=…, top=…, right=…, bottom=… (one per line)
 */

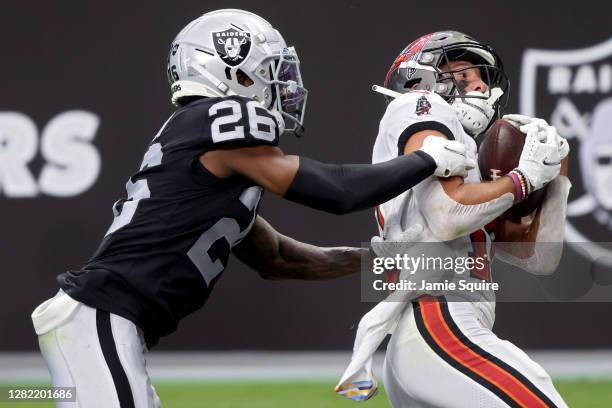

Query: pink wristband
left=508, top=171, right=524, bottom=201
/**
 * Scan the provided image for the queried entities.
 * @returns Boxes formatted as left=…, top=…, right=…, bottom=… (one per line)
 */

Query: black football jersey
left=58, top=96, right=281, bottom=347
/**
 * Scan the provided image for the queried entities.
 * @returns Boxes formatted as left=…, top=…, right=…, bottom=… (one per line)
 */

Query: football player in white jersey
left=337, top=31, right=571, bottom=407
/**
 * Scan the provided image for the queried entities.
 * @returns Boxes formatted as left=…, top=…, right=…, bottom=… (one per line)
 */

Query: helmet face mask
left=166, top=9, right=308, bottom=135
left=385, top=32, right=510, bottom=136
left=434, top=42, right=509, bottom=107
left=252, top=46, right=308, bottom=133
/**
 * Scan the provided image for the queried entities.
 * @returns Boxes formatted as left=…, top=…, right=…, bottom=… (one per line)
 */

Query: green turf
left=1, top=379, right=610, bottom=407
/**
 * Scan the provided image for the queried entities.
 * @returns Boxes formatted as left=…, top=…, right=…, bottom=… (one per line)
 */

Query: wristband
left=513, top=168, right=531, bottom=196
left=508, top=170, right=526, bottom=201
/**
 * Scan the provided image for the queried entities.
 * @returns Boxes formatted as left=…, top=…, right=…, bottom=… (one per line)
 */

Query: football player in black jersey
left=31, top=9, right=475, bottom=408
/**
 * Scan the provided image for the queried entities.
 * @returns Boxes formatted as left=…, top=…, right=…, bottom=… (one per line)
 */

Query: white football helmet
left=167, top=9, right=307, bottom=134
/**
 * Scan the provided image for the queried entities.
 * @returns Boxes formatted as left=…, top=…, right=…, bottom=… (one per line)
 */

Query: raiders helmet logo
left=520, top=38, right=612, bottom=265
left=212, top=28, right=252, bottom=67
left=415, top=95, right=432, bottom=115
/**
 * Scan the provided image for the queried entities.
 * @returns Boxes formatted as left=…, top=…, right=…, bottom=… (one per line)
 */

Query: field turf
left=1, top=379, right=611, bottom=407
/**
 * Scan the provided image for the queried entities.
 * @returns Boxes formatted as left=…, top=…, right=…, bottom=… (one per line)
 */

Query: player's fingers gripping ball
left=478, top=119, right=554, bottom=216
left=502, top=113, right=554, bottom=128
left=516, top=125, right=561, bottom=191
left=559, top=137, right=570, bottom=160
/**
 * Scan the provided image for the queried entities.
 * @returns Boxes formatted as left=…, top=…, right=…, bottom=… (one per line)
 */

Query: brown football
left=478, top=119, right=547, bottom=218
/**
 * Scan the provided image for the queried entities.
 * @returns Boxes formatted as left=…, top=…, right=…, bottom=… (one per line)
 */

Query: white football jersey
left=373, top=91, right=481, bottom=235
left=372, top=91, right=495, bottom=323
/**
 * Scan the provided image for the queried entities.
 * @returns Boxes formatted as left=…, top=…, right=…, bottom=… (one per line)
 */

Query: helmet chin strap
left=451, top=87, right=503, bottom=136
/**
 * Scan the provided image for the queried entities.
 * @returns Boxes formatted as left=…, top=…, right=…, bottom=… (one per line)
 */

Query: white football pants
left=32, top=290, right=161, bottom=408
left=383, top=298, right=568, bottom=408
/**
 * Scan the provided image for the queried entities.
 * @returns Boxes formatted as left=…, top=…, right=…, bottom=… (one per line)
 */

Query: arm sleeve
left=495, top=176, right=572, bottom=275
left=283, top=151, right=436, bottom=214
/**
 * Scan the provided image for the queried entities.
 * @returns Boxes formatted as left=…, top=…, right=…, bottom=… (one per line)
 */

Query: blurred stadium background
left=1, top=0, right=611, bottom=406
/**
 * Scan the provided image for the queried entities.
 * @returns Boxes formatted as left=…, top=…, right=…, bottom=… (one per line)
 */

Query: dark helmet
left=384, top=31, right=509, bottom=135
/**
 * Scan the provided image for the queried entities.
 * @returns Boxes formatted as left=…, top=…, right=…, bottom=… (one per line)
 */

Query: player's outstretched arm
left=232, top=216, right=367, bottom=280
left=201, top=140, right=470, bottom=215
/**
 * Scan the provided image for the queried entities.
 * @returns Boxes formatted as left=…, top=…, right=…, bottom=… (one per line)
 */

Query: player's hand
left=370, top=223, right=424, bottom=258
left=503, top=113, right=543, bottom=128
left=515, top=121, right=561, bottom=192
left=419, top=136, right=476, bottom=178
left=558, top=136, right=570, bottom=160
left=504, top=113, right=569, bottom=159
left=503, top=114, right=570, bottom=160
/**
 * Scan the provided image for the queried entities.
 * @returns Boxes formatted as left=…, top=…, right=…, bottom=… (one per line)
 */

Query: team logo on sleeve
left=212, top=28, right=252, bottom=67
left=415, top=95, right=432, bottom=115
left=520, top=38, right=612, bottom=265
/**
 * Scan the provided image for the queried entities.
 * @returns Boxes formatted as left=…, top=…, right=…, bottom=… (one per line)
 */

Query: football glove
left=507, top=115, right=561, bottom=191
left=371, top=223, right=424, bottom=259
left=419, top=136, right=476, bottom=178
left=504, top=114, right=569, bottom=160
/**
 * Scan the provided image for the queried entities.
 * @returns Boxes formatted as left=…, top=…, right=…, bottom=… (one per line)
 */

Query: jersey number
left=209, top=100, right=277, bottom=143
left=105, top=143, right=164, bottom=236
left=187, top=186, right=262, bottom=286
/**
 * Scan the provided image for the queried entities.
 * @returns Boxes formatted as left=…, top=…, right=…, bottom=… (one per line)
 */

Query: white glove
left=371, top=223, right=424, bottom=258
left=558, top=135, right=570, bottom=160
left=502, top=113, right=537, bottom=128
left=505, top=114, right=570, bottom=161
left=504, top=113, right=569, bottom=179
left=419, top=136, right=476, bottom=178
left=371, top=190, right=425, bottom=259
left=509, top=117, right=561, bottom=191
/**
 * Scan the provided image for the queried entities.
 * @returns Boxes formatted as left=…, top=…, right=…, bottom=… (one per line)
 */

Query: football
left=478, top=119, right=547, bottom=218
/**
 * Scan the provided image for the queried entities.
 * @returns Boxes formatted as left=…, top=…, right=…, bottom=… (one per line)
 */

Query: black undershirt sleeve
left=284, top=150, right=436, bottom=214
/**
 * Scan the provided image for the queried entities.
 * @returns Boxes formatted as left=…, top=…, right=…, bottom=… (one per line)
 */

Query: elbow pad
left=420, top=181, right=514, bottom=241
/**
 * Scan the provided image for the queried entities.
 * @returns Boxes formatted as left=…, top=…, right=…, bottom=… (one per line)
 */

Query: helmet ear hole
left=404, top=79, right=421, bottom=90
left=236, top=69, right=254, bottom=87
